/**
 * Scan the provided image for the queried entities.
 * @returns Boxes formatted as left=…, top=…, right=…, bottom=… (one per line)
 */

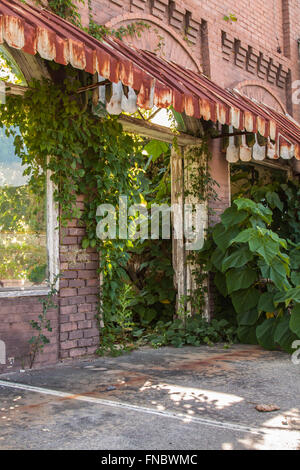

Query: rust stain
left=3, top=15, right=24, bottom=49
left=36, top=27, right=56, bottom=61
left=230, top=107, right=240, bottom=129
left=216, top=103, right=226, bottom=125
left=69, top=39, right=86, bottom=70
left=257, top=116, right=266, bottom=137
left=96, top=371, right=150, bottom=392
left=168, top=348, right=272, bottom=375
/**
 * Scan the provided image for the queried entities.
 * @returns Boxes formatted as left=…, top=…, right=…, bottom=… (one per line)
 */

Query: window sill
left=0, top=289, right=50, bottom=298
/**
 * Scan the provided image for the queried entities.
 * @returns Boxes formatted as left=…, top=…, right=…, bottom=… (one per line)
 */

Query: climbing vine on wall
left=0, top=68, right=147, bottom=340
left=46, top=0, right=83, bottom=26
left=0, top=71, right=236, bottom=354
left=36, top=0, right=150, bottom=42
left=1, top=1, right=238, bottom=356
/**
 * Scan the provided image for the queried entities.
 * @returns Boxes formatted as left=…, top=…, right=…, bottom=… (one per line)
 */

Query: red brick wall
left=0, top=296, right=58, bottom=372
left=0, top=195, right=100, bottom=373
left=59, top=196, right=100, bottom=360
left=80, top=0, right=300, bottom=116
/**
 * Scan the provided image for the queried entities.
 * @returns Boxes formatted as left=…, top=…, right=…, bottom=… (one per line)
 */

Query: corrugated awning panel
left=1, top=0, right=300, bottom=159
left=226, top=129, right=296, bottom=163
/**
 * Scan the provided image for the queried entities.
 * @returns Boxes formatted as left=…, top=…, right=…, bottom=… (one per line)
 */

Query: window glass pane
left=0, top=127, right=47, bottom=290
left=0, top=45, right=27, bottom=85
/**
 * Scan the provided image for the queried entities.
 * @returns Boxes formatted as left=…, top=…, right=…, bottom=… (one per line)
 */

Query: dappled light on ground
left=139, top=382, right=244, bottom=411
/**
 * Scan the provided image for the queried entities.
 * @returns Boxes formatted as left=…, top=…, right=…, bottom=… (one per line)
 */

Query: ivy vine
left=0, top=0, right=238, bottom=357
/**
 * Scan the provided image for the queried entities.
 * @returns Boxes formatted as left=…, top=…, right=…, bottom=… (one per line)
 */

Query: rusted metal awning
left=1, top=0, right=300, bottom=160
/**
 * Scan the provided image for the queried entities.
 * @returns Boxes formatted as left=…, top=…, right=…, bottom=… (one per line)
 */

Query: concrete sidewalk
left=0, top=344, right=299, bottom=450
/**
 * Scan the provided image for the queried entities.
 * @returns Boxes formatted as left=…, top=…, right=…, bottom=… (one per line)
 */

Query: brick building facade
left=1, top=0, right=300, bottom=372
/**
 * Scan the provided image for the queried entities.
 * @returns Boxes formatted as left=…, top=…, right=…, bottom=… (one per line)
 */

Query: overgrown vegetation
left=199, top=166, right=300, bottom=353
left=0, top=68, right=235, bottom=356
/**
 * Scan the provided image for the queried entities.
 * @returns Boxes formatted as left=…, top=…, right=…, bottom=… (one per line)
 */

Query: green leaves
left=143, top=140, right=169, bottom=162
left=237, top=308, right=259, bottom=326
left=266, top=191, right=283, bottom=211
left=274, top=316, right=298, bottom=353
left=258, top=292, right=275, bottom=313
left=234, top=198, right=272, bottom=224
left=289, top=304, right=300, bottom=337
left=291, top=270, right=300, bottom=286
left=249, top=232, right=279, bottom=265
left=231, top=226, right=285, bottom=265
left=223, top=13, right=237, bottom=22
left=231, top=227, right=256, bottom=244
left=82, top=238, right=90, bottom=249
left=204, top=193, right=300, bottom=354
left=274, top=287, right=300, bottom=306
left=231, top=287, right=259, bottom=314
left=256, top=318, right=278, bottom=350
left=225, top=267, right=257, bottom=294
left=221, top=246, right=254, bottom=272
left=259, top=257, right=290, bottom=290
left=290, top=246, right=300, bottom=270
left=237, top=325, right=258, bottom=344
left=221, top=205, right=248, bottom=228
left=214, top=272, right=227, bottom=297
left=211, top=247, right=224, bottom=271
left=212, top=223, right=239, bottom=253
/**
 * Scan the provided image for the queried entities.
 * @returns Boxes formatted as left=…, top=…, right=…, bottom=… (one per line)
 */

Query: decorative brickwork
left=222, top=32, right=290, bottom=90
left=185, top=12, right=200, bottom=45
left=111, top=0, right=123, bottom=7
left=130, top=0, right=147, bottom=13
left=151, top=0, right=168, bottom=20
left=246, top=47, right=260, bottom=75
left=169, top=1, right=185, bottom=31
left=105, top=13, right=201, bottom=72
left=236, top=80, right=287, bottom=113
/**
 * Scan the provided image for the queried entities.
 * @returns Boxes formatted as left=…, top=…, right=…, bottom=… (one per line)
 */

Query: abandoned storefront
left=1, top=0, right=300, bottom=371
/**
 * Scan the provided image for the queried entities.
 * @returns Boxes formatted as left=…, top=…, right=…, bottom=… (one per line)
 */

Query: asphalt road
left=0, top=344, right=299, bottom=450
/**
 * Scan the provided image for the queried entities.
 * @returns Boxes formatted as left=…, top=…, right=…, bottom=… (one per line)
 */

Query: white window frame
left=0, top=46, right=59, bottom=297
left=0, top=169, right=59, bottom=298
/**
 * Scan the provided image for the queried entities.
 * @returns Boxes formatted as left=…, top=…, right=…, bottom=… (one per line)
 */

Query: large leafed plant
left=199, top=197, right=300, bottom=352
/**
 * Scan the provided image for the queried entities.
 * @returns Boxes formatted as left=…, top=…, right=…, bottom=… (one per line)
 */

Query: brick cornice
left=220, top=23, right=292, bottom=69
